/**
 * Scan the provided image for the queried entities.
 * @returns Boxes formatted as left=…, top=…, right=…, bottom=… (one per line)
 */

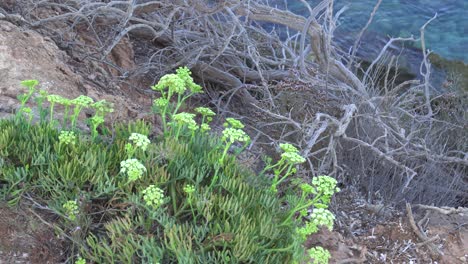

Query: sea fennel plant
left=0, top=72, right=339, bottom=263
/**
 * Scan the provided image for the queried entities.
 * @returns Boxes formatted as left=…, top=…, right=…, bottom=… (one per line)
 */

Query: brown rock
left=0, top=20, right=143, bottom=124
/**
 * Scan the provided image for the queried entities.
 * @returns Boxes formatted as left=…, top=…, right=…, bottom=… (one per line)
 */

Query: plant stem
left=63, top=105, right=70, bottom=127
left=49, top=102, right=55, bottom=124
left=274, top=165, right=293, bottom=186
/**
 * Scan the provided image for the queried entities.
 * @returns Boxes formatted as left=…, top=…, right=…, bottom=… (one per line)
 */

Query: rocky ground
left=0, top=12, right=466, bottom=264
left=0, top=203, right=66, bottom=263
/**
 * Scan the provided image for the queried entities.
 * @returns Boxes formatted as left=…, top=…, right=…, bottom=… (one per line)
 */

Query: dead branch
left=414, top=204, right=468, bottom=215
left=406, top=203, right=443, bottom=258
left=7, top=0, right=465, bottom=207
left=348, top=0, right=382, bottom=69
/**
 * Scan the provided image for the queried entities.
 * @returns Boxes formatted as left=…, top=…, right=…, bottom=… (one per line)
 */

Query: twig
left=406, top=203, right=443, bottom=258
left=416, top=235, right=440, bottom=248
left=348, top=0, right=382, bottom=69
left=414, top=204, right=468, bottom=215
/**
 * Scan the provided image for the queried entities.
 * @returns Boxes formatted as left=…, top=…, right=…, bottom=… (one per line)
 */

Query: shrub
left=0, top=70, right=339, bottom=263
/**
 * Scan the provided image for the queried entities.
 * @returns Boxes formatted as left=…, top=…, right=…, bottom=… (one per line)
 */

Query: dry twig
left=406, top=203, right=443, bottom=258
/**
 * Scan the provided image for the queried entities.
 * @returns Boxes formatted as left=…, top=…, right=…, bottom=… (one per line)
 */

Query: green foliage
left=63, top=200, right=79, bottom=221
left=262, top=143, right=306, bottom=192
left=308, top=246, right=331, bottom=264
left=0, top=71, right=339, bottom=263
left=75, top=257, right=86, bottom=264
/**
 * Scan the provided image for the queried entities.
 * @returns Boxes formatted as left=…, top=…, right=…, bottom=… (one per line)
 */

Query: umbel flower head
left=20, top=79, right=39, bottom=89
left=222, top=118, right=249, bottom=143
left=151, top=67, right=202, bottom=94
left=281, top=151, right=306, bottom=165
left=154, top=98, right=169, bottom=108
left=63, top=200, right=79, bottom=221
left=183, top=184, right=195, bottom=194
left=176, top=66, right=202, bottom=93
left=278, top=142, right=305, bottom=165
left=296, top=208, right=334, bottom=241
left=47, top=94, right=66, bottom=104
left=310, top=208, right=335, bottom=231
left=312, top=175, right=340, bottom=197
left=300, top=183, right=314, bottom=194
left=222, top=127, right=250, bottom=143
left=120, top=158, right=147, bottom=182
left=152, top=73, right=186, bottom=94
left=308, top=246, right=331, bottom=264
left=224, top=118, right=244, bottom=129
left=129, top=133, right=150, bottom=151
left=75, top=257, right=86, bottom=264
left=72, top=95, right=94, bottom=107
left=195, top=107, right=215, bottom=117
left=200, top=123, right=211, bottom=132
left=279, top=143, right=299, bottom=153
left=142, top=185, right=165, bottom=209
left=172, top=112, right=198, bottom=130
left=89, top=115, right=104, bottom=126
left=59, top=131, right=76, bottom=145
left=92, top=100, right=114, bottom=114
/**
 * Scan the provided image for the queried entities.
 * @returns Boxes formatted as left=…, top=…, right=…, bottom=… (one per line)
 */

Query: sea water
left=283, top=0, right=467, bottom=64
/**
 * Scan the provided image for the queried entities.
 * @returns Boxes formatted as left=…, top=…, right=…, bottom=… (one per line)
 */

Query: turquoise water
left=287, top=0, right=467, bottom=63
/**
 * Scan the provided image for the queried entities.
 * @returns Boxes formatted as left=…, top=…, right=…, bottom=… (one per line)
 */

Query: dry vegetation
left=1, top=0, right=466, bottom=207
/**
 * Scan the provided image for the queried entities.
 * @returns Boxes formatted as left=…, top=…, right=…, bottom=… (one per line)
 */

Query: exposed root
left=406, top=203, right=443, bottom=259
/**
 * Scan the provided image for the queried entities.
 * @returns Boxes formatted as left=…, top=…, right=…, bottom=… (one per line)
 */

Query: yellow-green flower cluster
left=142, top=185, right=165, bottom=209
left=20, top=79, right=39, bottom=89
left=183, top=184, right=195, bottom=194
left=120, top=158, right=146, bottom=182
left=310, top=208, right=335, bottom=231
left=21, top=107, right=32, bottom=120
left=300, top=183, right=314, bottom=194
left=55, top=96, right=73, bottom=106
left=222, top=118, right=249, bottom=143
left=75, top=257, right=86, bottom=264
left=195, top=107, right=215, bottom=117
left=222, top=127, right=250, bottom=143
left=47, top=94, right=66, bottom=104
left=129, top=133, right=150, bottom=151
left=281, top=151, right=306, bottom=165
left=195, top=107, right=215, bottom=133
left=280, top=143, right=305, bottom=165
left=63, top=200, right=79, bottom=221
left=200, top=123, right=210, bottom=132
left=152, top=74, right=186, bottom=94
left=92, top=100, right=114, bottom=115
left=224, top=117, right=244, bottom=129
left=59, top=131, right=76, bottom=145
left=280, top=143, right=298, bottom=153
left=72, top=95, right=94, bottom=107
left=176, top=66, right=202, bottom=93
left=154, top=98, right=169, bottom=108
left=296, top=208, right=335, bottom=240
left=173, top=112, right=198, bottom=131
left=308, top=246, right=331, bottom=264
left=89, top=115, right=104, bottom=126
left=312, top=176, right=340, bottom=197
left=296, top=220, right=318, bottom=241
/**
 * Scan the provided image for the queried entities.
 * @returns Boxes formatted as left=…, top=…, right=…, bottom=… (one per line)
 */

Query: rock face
left=0, top=20, right=149, bottom=123
left=0, top=20, right=84, bottom=117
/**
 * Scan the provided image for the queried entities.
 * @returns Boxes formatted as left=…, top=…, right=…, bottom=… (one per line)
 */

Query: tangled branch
left=7, top=0, right=467, bottom=206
